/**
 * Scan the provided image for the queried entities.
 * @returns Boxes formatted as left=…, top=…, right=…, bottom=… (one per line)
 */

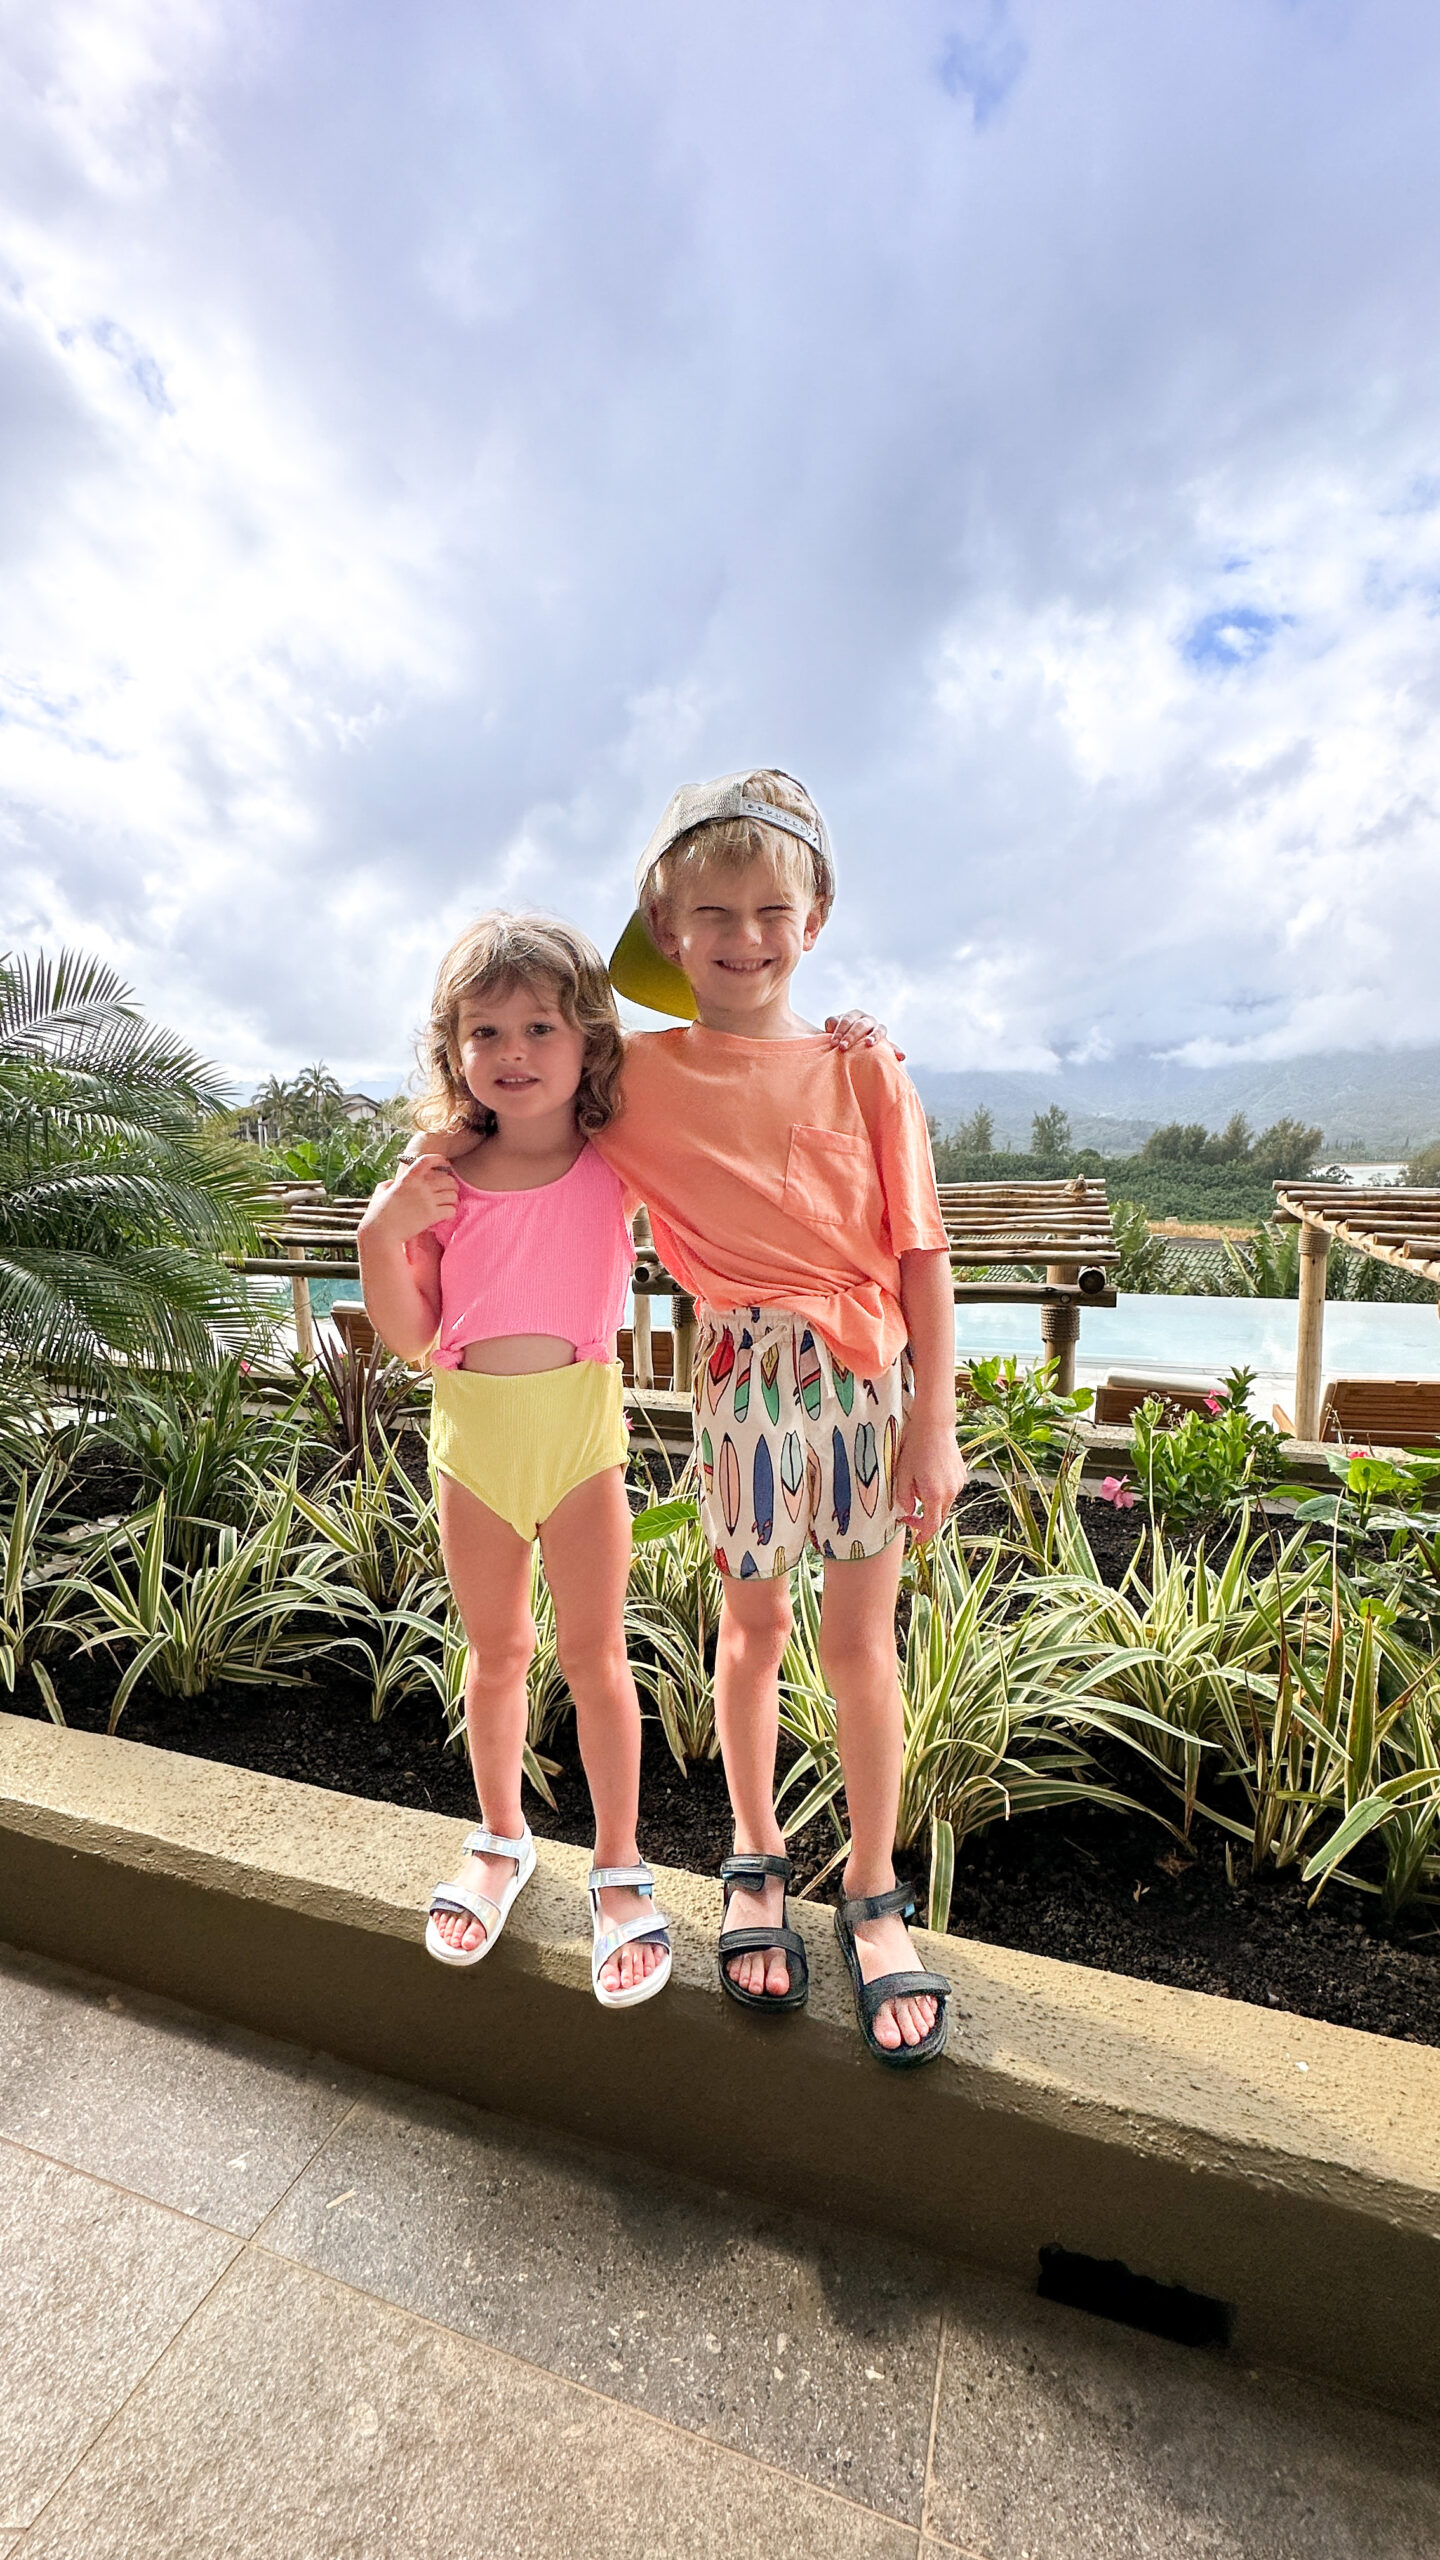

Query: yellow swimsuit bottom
left=428, top=1360, right=629, bottom=1542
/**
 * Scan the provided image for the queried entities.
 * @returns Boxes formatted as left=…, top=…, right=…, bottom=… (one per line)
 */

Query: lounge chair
left=329, top=1301, right=377, bottom=1357
left=1271, top=1379, right=1440, bottom=1449
left=618, top=1326, right=676, bottom=1388
left=1091, top=1375, right=1223, bottom=1427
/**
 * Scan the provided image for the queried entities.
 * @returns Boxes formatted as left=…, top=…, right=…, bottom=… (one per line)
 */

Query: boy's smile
left=654, top=858, right=824, bottom=1039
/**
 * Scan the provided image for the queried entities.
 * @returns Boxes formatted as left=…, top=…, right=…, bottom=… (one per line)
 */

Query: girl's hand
left=360, top=1154, right=458, bottom=1244
left=825, top=1011, right=904, bottom=1059
left=402, top=1124, right=475, bottom=1163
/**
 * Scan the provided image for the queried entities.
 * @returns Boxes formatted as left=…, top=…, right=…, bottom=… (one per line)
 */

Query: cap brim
left=608, top=910, right=697, bottom=1021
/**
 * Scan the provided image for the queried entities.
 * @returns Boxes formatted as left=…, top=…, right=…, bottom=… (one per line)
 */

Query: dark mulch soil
left=14, top=1472, right=1439, bottom=2048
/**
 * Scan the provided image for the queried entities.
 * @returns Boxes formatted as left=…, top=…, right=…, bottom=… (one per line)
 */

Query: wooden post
left=632, top=1294, right=654, bottom=1390
left=1294, top=1221, right=1329, bottom=1441
left=1041, top=1264, right=1080, bottom=1395
left=672, top=1292, right=698, bottom=1396
left=291, top=1246, right=316, bottom=1366
left=631, top=1209, right=655, bottom=1389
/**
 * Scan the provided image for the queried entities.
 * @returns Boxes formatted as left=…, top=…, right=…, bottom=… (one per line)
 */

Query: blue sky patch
left=939, top=5, right=1027, bottom=128
left=90, top=319, right=173, bottom=415
left=1183, top=606, right=1287, bottom=672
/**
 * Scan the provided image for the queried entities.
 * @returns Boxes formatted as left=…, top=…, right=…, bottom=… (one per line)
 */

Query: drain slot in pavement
left=1038, top=2245, right=1233, bottom=2347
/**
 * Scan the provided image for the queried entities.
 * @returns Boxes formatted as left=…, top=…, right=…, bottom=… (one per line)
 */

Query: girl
left=358, top=914, right=671, bottom=2008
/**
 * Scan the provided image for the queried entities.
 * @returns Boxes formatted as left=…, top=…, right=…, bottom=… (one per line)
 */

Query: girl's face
left=454, top=978, right=587, bottom=1126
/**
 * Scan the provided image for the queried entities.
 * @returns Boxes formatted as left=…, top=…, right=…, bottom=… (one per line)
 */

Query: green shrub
left=775, top=1535, right=1165, bottom=1929
left=1127, top=1369, right=1285, bottom=1531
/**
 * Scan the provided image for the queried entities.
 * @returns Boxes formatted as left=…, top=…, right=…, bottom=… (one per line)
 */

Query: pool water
left=266, top=1281, right=1439, bottom=1415
left=956, top=1293, right=1440, bottom=1414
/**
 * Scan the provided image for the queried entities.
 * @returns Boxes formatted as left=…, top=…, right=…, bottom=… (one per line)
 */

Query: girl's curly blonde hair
left=415, top=913, right=625, bottom=1140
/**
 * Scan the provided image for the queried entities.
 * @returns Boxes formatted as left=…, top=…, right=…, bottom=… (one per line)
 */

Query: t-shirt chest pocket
left=782, top=1124, right=872, bottom=1228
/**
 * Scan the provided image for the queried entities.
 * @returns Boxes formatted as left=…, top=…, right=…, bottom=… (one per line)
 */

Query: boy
left=600, top=769, right=965, bottom=2065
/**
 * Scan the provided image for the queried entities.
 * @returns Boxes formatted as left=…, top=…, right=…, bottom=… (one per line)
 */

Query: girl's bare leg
left=433, top=1472, right=538, bottom=1955
left=713, top=1573, right=794, bottom=1999
left=539, top=1463, right=665, bottom=1998
left=819, top=1539, right=938, bottom=2053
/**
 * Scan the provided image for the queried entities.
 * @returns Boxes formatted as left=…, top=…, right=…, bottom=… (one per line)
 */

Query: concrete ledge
left=2, top=1709, right=1437, bottom=2417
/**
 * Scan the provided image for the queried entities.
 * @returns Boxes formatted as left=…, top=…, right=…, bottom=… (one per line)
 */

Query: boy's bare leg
left=819, top=1541, right=939, bottom=2053
left=713, top=1574, right=795, bottom=1998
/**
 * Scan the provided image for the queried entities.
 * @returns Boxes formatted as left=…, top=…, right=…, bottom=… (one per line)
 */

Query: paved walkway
left=2, top=1941, right=1439, bottom=2558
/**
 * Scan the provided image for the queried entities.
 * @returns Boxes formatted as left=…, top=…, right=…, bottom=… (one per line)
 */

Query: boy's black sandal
left=717, top=1853, right=810, bottom=2012
left=834, top=1886, right=951, bottom=2069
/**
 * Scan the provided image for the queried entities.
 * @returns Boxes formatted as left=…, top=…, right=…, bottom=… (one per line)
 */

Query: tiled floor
left=2, top=1942, right=1438, bottom=2558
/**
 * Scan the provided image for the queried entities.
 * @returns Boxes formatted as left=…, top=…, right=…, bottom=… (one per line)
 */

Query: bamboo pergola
left=936, top=1178, right=1118, bottom=1393
left=239, top=1190, right=365, bottom=1364
left=1272, top=1183, right=1440, bottom=1440
left=237, top=1178, right=1121, bottom=1398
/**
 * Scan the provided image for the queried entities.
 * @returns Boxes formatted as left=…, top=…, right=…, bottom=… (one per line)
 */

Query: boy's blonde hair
left=416, top=912, right=625, bottom=1138
left=639, top=768, right=833, bottom=934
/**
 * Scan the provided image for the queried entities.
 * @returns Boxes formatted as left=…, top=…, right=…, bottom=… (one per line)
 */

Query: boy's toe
left=898, top=1994, right=936, bottom=2045
left=764, top=1948, right=791, bottom=1998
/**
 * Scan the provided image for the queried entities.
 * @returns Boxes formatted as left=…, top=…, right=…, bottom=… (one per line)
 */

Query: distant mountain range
left=910, top=1047, right=1440, bottom=1156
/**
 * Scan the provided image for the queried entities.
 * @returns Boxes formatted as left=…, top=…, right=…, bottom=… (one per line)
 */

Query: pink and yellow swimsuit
left=426, top=1143, right=633, bottom=1540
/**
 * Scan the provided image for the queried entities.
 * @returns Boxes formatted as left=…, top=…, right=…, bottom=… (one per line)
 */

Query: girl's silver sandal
left=425, top=1825, right=536, bottom=1968
left=589, top=1863, right=672, bottom=2009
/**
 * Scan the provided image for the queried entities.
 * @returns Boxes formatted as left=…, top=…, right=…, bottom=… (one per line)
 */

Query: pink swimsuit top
left=427, top=1142, right=634, bottom=1369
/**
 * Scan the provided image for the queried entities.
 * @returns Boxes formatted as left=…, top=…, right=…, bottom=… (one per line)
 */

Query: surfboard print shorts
left=692, top=1305, right=914, bottom=1581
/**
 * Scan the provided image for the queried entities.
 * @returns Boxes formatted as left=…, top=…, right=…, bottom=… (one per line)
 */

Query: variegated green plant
left=776, top=1531, right=1173, bottom=1931
left=1027, top=1488, right=1328, bottom=1835
left=623, top=1486, right=721, bottom=1770
left=0, top=1462, right=65, bottom=1722
left=61, top=1485, right=361, bottom=1730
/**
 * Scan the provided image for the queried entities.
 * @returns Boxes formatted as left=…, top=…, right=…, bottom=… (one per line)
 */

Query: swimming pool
left=273, top=1281, right=1439, bottom=1413
left=955, top=1293, right=1440, bottom=1412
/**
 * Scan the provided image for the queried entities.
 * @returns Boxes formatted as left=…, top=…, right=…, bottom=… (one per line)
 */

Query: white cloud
left=2, top=0, right=1439, bottom=1096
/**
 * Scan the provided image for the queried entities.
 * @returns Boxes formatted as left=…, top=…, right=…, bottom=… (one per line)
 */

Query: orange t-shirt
left=591, top=1028, right=948, bottom=1379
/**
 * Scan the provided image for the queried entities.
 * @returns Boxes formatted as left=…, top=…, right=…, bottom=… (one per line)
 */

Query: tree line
left=936, top=1104, right=1324, bottom=1183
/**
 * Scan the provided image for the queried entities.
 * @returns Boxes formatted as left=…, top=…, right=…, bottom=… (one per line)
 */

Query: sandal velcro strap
left=720, top=1853, right=793, bottom=1894
left=856, top=1968, right=950, bottom=2021
left=838, top=1885, right=916, bottom=1927
left=464, top=1827, right=529, bottom=1863
left=594, top=1911, right=672, bottom=1963
left=717, top=1924, right=808, bottom=1962
left=589, top=1864, right=655, bottom=1893
left=428, top=1885, right=500, bottom=1931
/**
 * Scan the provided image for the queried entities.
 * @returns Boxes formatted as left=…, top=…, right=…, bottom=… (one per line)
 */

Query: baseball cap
left=608, top=770, right=834, bottom=1020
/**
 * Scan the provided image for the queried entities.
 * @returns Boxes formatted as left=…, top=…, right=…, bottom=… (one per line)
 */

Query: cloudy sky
left=2, top=0, right=1439, bottom=1098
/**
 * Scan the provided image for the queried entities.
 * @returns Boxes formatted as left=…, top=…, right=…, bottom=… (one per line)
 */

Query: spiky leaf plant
left=776, top=1533, right=1172, bottom=1926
